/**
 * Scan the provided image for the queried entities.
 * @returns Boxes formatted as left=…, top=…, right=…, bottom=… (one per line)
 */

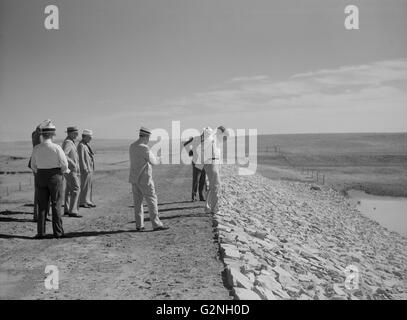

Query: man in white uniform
left=184, top=126, right=229, bottom=214
left=30, top=120, right=69, bottom=239
left=203, top=126, right=228, bottom=214
left=129, top=127, right=168, bottom=232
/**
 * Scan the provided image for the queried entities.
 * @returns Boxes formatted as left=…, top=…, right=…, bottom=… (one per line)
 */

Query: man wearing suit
left=62, top=126, right=82, bottom=218
left=129, top=127, right=168, bottom=231
left=78, top=129, right=96, bottom=208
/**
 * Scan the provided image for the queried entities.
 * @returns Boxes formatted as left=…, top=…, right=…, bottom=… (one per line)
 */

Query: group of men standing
left=29, top=120, right=228, bottom=238
left=29, top=120, right=95, bottom=239
left=62, top=126, right=96, bottom=217
left=183, top=125, right=228, bottom=215
left=127, top=125, right=228, bottom=232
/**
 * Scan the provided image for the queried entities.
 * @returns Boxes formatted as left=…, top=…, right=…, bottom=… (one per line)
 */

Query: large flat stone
left=221, top=244, right=241, bottom=259
left=226, top=266, right=253, bottom=290
left=253, top=285, right=278, bottom=300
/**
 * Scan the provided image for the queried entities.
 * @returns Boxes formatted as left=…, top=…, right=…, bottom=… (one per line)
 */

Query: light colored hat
left=82, top=129, right=93, bottom=136
left=140, top=126, right=152, bottom=135
left=39, top=119, right=56, bottom=134
left=202, top=126, right=214, bottom=139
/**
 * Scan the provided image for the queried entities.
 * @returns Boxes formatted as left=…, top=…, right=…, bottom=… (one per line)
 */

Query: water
left=348, top=190, right=407, bottom=236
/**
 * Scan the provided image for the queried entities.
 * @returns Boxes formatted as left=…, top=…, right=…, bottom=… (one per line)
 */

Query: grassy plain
left=256, top=132, right=407, bottom=197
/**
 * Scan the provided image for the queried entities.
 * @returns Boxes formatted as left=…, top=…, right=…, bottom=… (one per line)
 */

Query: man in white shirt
left=183, top=132, right=208, bottom=201
left=184, top=126, right=229, bottom=214
left=30, top=120, right=69, bottom=239
left=129, top=127, right=168, bottom=232
left=203, top=126, right=228, bottom=214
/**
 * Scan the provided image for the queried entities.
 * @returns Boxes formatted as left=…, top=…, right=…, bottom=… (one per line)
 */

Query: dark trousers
left=36, top=168, right=64, bottom=237
left=192, top=164, right=207, bottom=200
left=33, top=173, right=50, bottom=220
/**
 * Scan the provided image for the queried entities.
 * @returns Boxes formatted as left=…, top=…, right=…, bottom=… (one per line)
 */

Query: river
left=347, top=190, right=407, bottom=237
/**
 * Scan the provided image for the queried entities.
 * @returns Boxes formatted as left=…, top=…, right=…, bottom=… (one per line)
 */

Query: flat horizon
left=1, top=130, right=406, bottom=144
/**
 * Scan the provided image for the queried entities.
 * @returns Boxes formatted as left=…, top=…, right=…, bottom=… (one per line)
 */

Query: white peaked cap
left=82, top=129, right=93, bottom=136
left=140, top=126, right=152, bottom=135
left=202, top=126, right=214, bottom=139
left=39, top=119, right=56, bottom=132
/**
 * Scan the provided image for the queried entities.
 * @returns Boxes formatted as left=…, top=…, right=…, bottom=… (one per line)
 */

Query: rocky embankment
left=214, top=166, right=407, bottom=300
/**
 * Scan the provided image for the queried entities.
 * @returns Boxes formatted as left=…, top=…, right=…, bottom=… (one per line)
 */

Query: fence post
left=322, top=174, right=325, bottom=185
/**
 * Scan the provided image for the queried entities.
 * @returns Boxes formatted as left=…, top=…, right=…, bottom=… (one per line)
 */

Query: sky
left=0, top=0, right=406, bottom=141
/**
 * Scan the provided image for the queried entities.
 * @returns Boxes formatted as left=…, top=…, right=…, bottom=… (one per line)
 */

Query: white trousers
left=79, top=171, right=93, bottom=205
left=132, top=181, right=163, bottom=229
left=203, top=163, right=220, bottom=214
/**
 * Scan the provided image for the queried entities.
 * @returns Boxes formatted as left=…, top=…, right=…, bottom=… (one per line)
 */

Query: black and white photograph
left=1, top=0, right=406, bottom=306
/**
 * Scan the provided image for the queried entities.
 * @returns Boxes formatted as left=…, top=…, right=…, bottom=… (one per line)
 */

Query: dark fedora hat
left=66, top=126, right=79, bottom=133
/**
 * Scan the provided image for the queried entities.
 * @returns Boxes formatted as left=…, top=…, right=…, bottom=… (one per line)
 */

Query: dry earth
left=0, top=165, right=231, bottom=300
left=2, top=159, right=407, bottom=300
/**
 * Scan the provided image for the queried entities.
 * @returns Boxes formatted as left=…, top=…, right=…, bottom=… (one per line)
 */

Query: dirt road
left=0, top=164, right=231, bottom=300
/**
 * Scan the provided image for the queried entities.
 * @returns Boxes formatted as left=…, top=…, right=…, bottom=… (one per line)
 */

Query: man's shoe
left=69, top=214, right=83, bottom=218
left=33, top=234, right=44, bottom=240
left=199, top=196, right=205, bottom=201
left=89, top=203, right=96, bottom=208
left=63, top=212, right=70, bottom=216
left=136, top=227, right=145, bottom=232
left=153, top=226, right=169, bottom=231
left=79, top=204, right=92, bottom=208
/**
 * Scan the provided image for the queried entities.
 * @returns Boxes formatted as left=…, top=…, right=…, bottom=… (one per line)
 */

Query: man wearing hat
left=200, top=126, right=229, bottom=214
left=183, top=131, right=209, bottom=202
left=28, top=123, right=50, bottom=222
left=78, top=129, right=96, bottom=208
left=30, top=120, right=68, bottom=239
left=128, top=127, right=168, bottom=231
left=62, top=126, right=81, bottom=218
left=188, top=126, right=229, bottom=213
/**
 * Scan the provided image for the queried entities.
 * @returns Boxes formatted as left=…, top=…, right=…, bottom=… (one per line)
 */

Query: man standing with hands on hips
left=78, top=129, right=96, bottom=208
left=129, top=127, right=168, bottom=232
